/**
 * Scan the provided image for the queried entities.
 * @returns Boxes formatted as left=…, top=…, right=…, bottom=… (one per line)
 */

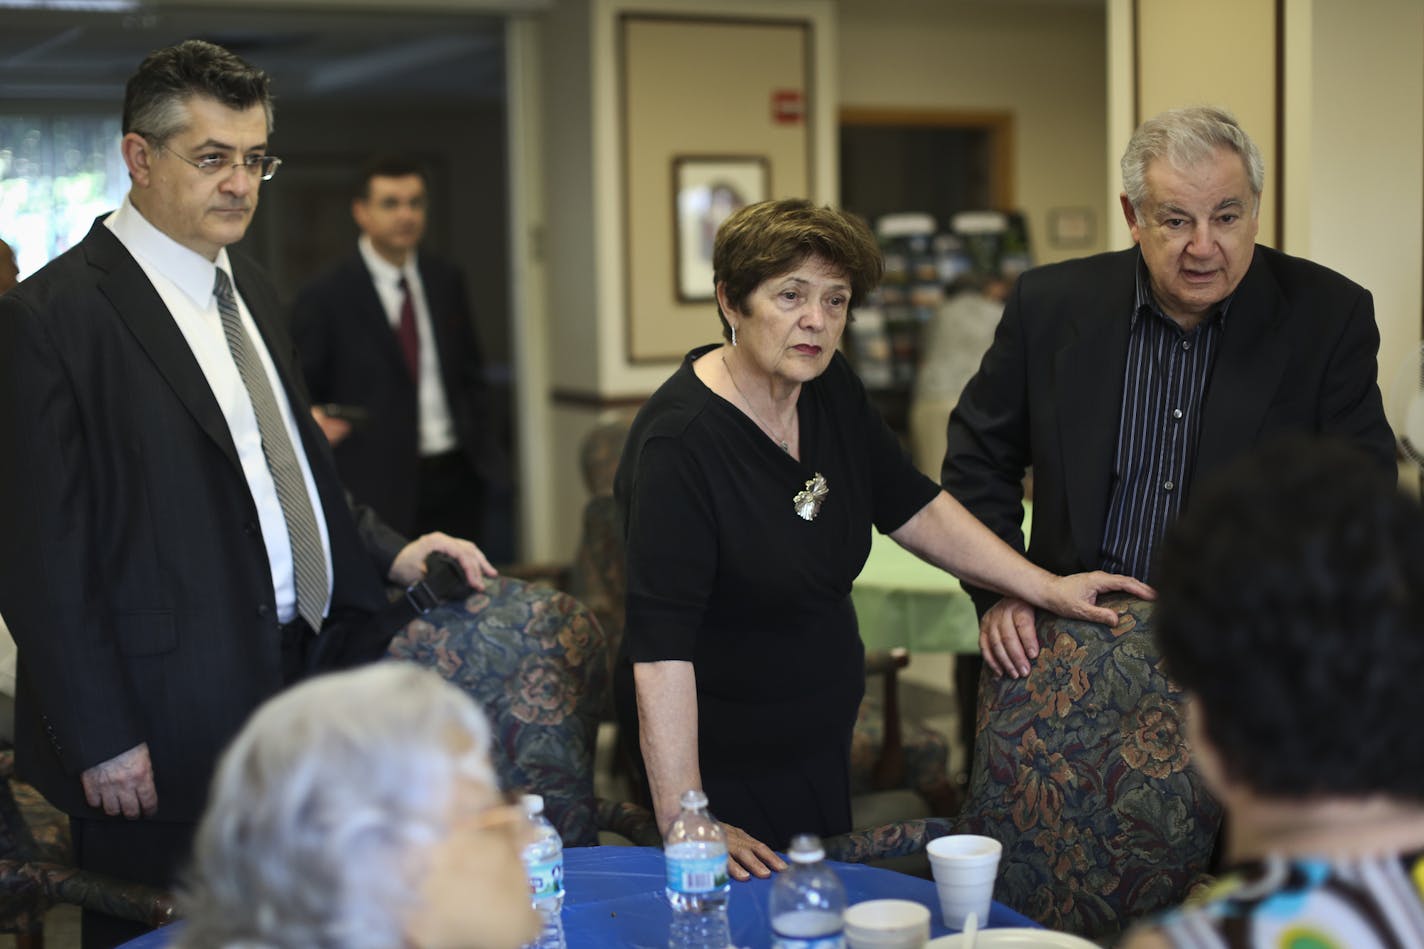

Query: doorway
left=839, top=107, right=1014, bottom=230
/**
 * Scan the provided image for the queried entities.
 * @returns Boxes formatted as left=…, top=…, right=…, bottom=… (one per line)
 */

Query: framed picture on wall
left=673, top=155, right=769, bottom=302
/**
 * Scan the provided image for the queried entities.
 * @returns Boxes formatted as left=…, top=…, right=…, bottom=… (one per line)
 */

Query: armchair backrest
left=387, top=576, right=610, bottom=846
left=579, top=419, right=631, bottom=497
left=956, top=595, right=1221, bottom=940
left=568, top=495, right=625, bottom=687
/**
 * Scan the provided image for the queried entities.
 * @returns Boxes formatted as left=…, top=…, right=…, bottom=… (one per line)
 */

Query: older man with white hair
left=943, top=105, right=1395, bottom=685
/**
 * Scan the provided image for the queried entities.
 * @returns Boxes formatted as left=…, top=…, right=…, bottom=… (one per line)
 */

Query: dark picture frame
left=672, top=155, right=770, bottom=302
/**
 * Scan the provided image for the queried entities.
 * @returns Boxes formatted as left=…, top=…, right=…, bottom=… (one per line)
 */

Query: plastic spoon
left=962, top=911, right=979, bottom=949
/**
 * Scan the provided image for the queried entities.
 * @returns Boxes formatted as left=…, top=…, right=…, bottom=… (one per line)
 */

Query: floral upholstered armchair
left=825, top=596, right=1221, bottom=942
left=0, top=749, right=174, bottom=944
left=849, top=649, right=959, bottom=816
left=388, top=574, right=657, bottom=847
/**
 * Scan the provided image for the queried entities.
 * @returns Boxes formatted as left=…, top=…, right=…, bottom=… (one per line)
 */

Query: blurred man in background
left=291, top=156, right=496, bottom=542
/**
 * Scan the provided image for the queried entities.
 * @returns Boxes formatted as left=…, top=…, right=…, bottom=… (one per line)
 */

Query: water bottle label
left=526, top=858, right=565, bottom=900
left=666, top=853, right=728, bottom=894
left=772, top=937, right=844, bottom=949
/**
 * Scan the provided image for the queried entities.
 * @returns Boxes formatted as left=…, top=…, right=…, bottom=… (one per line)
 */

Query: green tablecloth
left=852, top=502, right=1033, bottom=654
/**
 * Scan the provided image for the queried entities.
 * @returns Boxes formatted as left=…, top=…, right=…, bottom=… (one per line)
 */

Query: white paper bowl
left=844, top=899, right=932, bottom=949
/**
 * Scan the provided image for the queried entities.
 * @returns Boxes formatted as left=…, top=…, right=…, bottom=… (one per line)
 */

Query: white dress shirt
left=357, top=235, right=458, bottom=457
left=106, top=197, right=334, bottom=625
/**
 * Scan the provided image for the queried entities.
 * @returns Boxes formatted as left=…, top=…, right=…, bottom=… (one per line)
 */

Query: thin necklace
left=721, top=354, right=793, bottom=453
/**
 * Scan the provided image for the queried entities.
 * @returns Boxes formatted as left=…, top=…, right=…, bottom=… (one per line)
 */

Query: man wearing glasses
left=0, top=40, right=494, bottom=947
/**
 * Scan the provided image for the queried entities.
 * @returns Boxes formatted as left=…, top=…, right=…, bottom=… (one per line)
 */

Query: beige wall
left=1135, top=0, right=1278, bottom=247
left=1283, top=0, right=1424, bottom=435
left=836, top=0, right=1109, bottom=264
left=528, top=0, right=836, bottom=560
left=623, top=17, right=811, bottom=361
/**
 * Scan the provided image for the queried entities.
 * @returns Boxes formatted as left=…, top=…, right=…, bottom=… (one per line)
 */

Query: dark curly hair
left=123, top=40, right=273, bottom=143
left=1153, top=435, right=1424, bottom=801
left=712, top=198, right=882, bottom=341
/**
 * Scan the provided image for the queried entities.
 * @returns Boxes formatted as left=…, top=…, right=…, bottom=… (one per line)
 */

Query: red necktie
left=396, top=275, right=419, bottom=383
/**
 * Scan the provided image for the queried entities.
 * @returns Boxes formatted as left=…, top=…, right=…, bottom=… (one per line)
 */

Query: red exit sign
left=772, top=89, right=804, bottom=124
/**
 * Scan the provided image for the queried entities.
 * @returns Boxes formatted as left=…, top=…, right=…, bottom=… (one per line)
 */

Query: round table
left=119, top=845, right=1037, bottom=948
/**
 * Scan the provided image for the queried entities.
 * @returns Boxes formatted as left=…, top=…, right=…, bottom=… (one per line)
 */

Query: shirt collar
left=1130, top=249, right=1231, bottom=332
left=358, top=234, right=418, bottom=286
left=106, top=195, right=235, bottom=308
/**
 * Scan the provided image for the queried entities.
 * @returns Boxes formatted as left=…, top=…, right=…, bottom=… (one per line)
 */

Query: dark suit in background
left=943, top=243, right=1396, bottom=606
left=0, top=220, right=405, bottom=931
left=291, top=251, right=492, bottom=539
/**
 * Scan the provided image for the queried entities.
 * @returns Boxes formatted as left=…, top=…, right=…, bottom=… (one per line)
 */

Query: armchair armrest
left=595, top=798, right=662, bottom=847
left=823, top=816, right=956, bottom=864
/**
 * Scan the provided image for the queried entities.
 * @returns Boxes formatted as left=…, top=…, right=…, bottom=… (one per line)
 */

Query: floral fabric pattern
left=388, top=576, right=611, bottom=846
left=956, top=595, right=1221, bottom=940
left=0, top=749, right=175, bottom=934
left=826, top=597, right=1220, bottom=941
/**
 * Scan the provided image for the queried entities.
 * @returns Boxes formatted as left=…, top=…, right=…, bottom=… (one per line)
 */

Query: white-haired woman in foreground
left=175, top=663, right=540, bottom=949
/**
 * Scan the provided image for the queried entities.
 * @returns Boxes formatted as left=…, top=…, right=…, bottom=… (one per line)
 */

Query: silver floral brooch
left=793, top=472, right=829, bottom=521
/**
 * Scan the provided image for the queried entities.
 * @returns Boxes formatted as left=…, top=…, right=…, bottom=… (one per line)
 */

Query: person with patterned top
left=1120, top=436, right=1424, bottom=949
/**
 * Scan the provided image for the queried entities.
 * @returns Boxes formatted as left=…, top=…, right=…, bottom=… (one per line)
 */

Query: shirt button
left=1173, top=408, right=1184, bottom=420
left=1181, top=340, right=1191, bottom=351
left=1164, top=481, right=1176, bottom=492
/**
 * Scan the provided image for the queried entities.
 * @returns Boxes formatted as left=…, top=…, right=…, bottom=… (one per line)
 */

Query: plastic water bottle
left=664, top=788, right=731, bottom=949
left=770, top=835, right=846, bottom=949
left=521, top=794, right=566, bottom=949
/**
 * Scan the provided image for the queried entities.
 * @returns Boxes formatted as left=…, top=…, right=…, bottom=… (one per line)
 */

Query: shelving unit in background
left=848, top=211, right=1031, bottom=436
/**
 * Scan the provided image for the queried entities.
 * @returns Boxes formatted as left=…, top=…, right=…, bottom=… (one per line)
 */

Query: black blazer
left=943, top=245, right=1396, bottom=615
left=290, top=251, right=492, bottom=535
left=0, top=219, right=403, bottom=820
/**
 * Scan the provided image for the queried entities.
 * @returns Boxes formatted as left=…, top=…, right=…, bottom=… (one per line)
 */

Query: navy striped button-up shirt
left=1099, top=258, right=1228, bottom=581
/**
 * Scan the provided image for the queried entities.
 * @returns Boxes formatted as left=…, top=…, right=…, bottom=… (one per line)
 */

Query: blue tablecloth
left=120, top=845, right=1035, bottom=948
left=561, top=846, right=1034, bottom=947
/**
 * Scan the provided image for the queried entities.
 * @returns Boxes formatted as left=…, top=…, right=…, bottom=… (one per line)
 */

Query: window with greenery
left=0, top=115, right=127, bottom=279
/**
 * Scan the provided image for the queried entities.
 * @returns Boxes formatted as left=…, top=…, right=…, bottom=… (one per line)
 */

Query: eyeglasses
left=149, top=140, right=282, bottom=181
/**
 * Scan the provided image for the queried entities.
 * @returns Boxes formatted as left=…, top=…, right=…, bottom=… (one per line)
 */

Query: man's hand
left=721, top=821, right=787, bottom=881
left=388, top=531, right=497, bottom=591
left=979, top=596, right=1039, bottom=679
left=983, top=573, right=1156, bottom=678
left=311, top=406, right=352, bottom=446
left=80, top=742, right=157, bottom=819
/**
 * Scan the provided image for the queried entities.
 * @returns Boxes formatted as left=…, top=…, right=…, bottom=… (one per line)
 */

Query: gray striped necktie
left=214, top=268, right=328, bottom=633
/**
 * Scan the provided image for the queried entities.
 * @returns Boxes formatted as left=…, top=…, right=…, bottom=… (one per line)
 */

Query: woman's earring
left=731, top=325, right=738, bottom=347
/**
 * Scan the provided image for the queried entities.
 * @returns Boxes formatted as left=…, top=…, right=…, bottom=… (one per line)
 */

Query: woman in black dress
left=614, top=199, right=1151, bottom=879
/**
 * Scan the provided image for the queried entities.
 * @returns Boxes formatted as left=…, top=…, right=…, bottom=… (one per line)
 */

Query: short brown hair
left=712, top=199, right=883, bottom=340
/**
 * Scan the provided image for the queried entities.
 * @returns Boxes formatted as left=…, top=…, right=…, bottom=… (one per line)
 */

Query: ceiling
left=0, top=6, right=508, bottom=106
left=0, top=0, right=1104, bottom=108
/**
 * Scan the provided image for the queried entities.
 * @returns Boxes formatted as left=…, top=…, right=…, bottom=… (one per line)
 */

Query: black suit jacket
left=943, top=244, right=1396, bottom=615
left=0, top=219, right=404, bottom=820
left=290, top=251, right=492, bottom=535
